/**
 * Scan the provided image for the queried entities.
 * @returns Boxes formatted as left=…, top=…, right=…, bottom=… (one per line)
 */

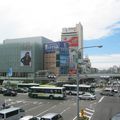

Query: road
left=91, top=96, right=120, bottom=120
left=0, top=91, right=119, bottom=120
left=0, top=93, right=97, bottom=120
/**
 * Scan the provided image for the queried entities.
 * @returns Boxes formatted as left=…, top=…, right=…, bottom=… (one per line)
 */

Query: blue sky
left=84, top=32, right=120, bottom=55
left=0, top=0, right=120, bottom=69
left=84, top=31, right=120, bottom=69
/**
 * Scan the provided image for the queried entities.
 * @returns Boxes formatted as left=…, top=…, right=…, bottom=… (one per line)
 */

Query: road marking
left=98, top=96, right=104, bottom=103
left=60, top=107, right=70, bottom=114
left=36, top=105, right=56, bottom=117
left=26, top=104, right=43, bottom=112
left=86, top=108, right=95, bottom=113
left=73, top=116, right=77, bottom=120
left=84, top=108, right=95, bottom=120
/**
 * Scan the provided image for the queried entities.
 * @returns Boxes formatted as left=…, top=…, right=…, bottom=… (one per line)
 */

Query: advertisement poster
left=20, top=51, right=31, bottom=66
left=63, top=36, right=78, bottom=47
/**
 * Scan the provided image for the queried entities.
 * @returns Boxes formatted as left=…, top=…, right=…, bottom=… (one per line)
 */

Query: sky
left=0, top=0, right=120, bottom=70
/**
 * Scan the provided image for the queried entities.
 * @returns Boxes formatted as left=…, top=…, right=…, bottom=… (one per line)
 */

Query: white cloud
left=0, top=0, right=120, bottom=42
left=89, top=54, right=120, bottom=69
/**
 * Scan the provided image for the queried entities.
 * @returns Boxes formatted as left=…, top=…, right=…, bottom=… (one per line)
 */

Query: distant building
left=0, top=36, right=52, bottom=79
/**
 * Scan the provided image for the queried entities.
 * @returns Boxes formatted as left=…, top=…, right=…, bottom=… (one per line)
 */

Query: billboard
left=20, top=51, right=31, bottom=66
left=44, top=42, right=68, bottom=53
left=63, top=36, right=78, bottom=47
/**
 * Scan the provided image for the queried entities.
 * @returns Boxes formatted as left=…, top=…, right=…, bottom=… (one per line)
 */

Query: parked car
left=19, top=115, right=40, bottom=120
left=79, top=92, right=96, bottom=100
left=40, top=113, right=63, bottom=120
left=100, top=90, right=114, bottom=96
left=3, top=89, right=17, bottom=96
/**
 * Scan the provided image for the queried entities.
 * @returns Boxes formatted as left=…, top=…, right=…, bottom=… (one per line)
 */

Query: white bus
left=28, top=86, right=66, bottom=99
left=0, top=106, right=25, bottom=120
left=63, top=84, right=95, bottom=95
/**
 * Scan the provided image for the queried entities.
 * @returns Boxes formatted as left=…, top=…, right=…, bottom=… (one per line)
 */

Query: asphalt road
left=0, top=93, right=98, bottom=120
left=91, top=96, right=120, bottom=120
left=0, top=90, right=119, bottom=120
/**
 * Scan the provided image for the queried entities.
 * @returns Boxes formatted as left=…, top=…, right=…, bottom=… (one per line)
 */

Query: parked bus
left=0, top=106, right=25, bottom=120
left=17, top=83, right=39, bottom=89
left=28, top=86, right=66, bottom=99
left=63, top=84, right=95, bottom=95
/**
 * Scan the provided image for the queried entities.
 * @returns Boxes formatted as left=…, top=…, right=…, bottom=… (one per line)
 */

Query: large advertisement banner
left=20, top=51, right=31, bottom=66
left=63, top=36, right=78, bottom=47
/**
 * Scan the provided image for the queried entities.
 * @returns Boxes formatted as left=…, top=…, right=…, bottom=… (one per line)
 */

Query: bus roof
left=30, top=86, right=65, bottom=89
left=0, top=106, right=21, bottom=114
left=18, top=83, right=39, bottom=85
left=63, top=84, right=92, bottom=87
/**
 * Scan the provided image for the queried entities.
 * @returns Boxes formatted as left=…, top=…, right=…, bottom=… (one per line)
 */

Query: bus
left=0, top=106, right=25, bottom=120
left=63, top=84, right=95, bottom=95
left=17, top=83, right=39, bottom=89
left=28, top=86, right=66, bottom=99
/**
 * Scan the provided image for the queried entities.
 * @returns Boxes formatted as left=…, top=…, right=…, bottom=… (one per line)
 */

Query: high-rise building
left=61, top=23, right=83, bottom=74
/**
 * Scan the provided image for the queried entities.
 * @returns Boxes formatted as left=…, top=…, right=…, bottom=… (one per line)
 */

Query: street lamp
left=76, top=45, right=103, bottom=120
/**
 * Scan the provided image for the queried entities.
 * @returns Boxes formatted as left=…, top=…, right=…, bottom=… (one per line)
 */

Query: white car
left=79, top=92, right=96, bottom=100
left=40, top=113, right=63, bottom=120
left=19, top=115, right=40, bottom=120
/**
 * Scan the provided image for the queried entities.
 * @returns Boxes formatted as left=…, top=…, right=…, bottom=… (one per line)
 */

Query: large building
left=61, top=23, right=83, bottom=74
left=0, top=36, right=52, bottom=80
left=44, top=41, right=69, bottom=75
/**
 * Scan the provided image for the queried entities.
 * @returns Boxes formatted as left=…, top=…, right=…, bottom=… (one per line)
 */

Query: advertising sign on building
left=63, top=36, right=78, bottom=47
left=44, top=42, right=68, bottom=53
left=20, top=51, right=32, bottom=66
left=62, top=27, right=78, bottom=47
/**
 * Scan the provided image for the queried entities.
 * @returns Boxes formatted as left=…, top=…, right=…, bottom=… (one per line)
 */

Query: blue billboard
left=44, top=42, right=69, bottom=53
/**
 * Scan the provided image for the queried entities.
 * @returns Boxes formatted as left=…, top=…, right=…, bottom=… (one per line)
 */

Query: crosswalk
left=84, top=108, right=95, bottom=120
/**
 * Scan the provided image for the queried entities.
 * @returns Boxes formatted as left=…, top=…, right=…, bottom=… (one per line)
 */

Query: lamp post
left=76, top=45, right=103, bottom=120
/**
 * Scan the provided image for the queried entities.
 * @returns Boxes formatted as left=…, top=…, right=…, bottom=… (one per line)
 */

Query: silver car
left=79, top=92, right=96, bottom=100
left=40, top=113, right=63, bottom=120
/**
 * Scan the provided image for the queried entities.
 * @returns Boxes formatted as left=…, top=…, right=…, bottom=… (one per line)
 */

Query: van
left=0, top=106, right=25, bottom=120
left=40, top=113, right=63, bottom=120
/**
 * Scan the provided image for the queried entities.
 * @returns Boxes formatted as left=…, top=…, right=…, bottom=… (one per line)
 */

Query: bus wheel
left=49, top=95, right=54, bottom=99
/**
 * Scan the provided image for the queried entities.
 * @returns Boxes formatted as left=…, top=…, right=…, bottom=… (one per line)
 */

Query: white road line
left=84, top=110, right=93, bottom=116
left=36, top=105, right=56, bottom=117
left=85, top=108, right=95, bottom=112
left=98, top=96, right=104, bottom=103
left=26, top=104, right=43, bottom=112
left=60, top=107, right=70, bottom=114
left=73, top=116, right=77, bottom=120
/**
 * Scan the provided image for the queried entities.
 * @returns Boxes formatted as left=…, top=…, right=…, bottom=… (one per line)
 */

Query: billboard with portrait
left=20, top=51, right=31, bottom=66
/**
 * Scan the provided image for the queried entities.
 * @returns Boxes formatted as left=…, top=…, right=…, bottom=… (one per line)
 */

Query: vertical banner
left=7, top=67, right=13, bottom=77
left=20, top=51, right=31, bottom=66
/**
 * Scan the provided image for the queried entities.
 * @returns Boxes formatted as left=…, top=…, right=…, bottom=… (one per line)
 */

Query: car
left=100, top=90, right=114, bottom=96
left=19, top=115, right=40, bottom=120
left=17, top=88, right=28, bottom=93
left=40, top=113, right=63, bottom=120
left=3, top=89, right=17, bottom=96
left=110, top=113, right=120, bottom=120
left=0, top=87, right=7, bottom=94
left=79, top=92, right=96, bottom=100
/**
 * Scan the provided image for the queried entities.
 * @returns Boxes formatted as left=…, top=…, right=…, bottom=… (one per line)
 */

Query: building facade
left=44, top=41, right=69, bottom=75
left=0, top=36, right=52, bottom=78
left=61, top=23, right=83, bottom=74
